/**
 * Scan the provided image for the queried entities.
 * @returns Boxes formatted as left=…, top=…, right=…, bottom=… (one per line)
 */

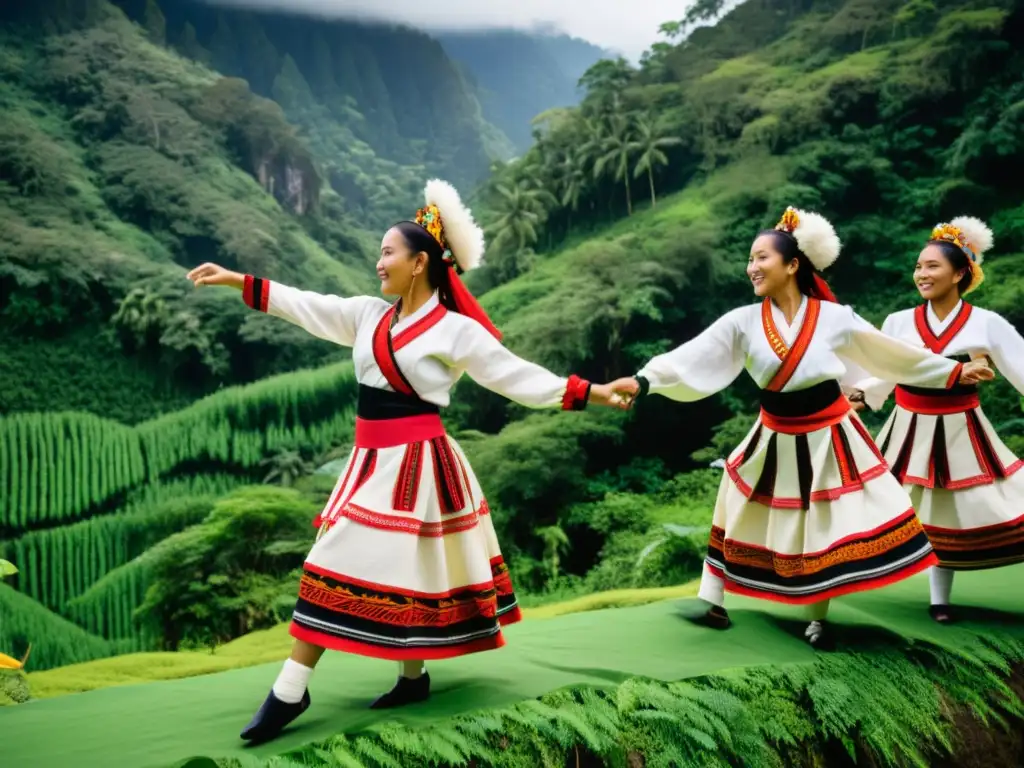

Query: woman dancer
left=188, top=180, right=626, bottom=743
left=608, top=207, right=993, bottom=646
left=848, top=217, right=1024, bottom=622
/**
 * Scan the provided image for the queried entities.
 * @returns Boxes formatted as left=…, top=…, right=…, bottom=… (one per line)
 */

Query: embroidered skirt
left=706, top=380, right=937, bottom=604
left=873, top=385, right=1024, bottom=570
left=289, top=388, right=520, bottom=660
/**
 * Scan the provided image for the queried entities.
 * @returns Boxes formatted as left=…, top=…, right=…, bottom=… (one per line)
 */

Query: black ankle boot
left=370, top=672, right=431, bottom=709
left=689, top=605, right=731, bottom=630
left=240, top=689, right=310, bottom=743
left=929, top=604, right=953, bottom=623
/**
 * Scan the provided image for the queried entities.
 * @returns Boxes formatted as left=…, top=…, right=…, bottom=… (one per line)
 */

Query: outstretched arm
left=187, top=263, right=383, bottom=347
left=449, top=320, right=626, bottom=410
left=846, top=314, right=899, bottom=412
left=838, top=307, right=990, bottom=390
left=630, top=309, right=747, bottom=403
left=987, top=314, right=1024, bottom=394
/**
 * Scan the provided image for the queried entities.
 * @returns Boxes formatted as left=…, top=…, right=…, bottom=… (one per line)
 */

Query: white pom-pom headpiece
left=928, top=215, right=993, bottom=294
left=774, top=206, right=841, bottom=271
left=414, top=179, right=485, bottom=273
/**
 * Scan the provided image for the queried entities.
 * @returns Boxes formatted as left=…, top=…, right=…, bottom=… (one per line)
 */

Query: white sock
left=697, top=562, right=726, bottom=608
left=807, top=599, right=830, bottom=621
left=805, top=620, right=824, bottom=641
left=929, top=566, right=954, bottom=605
left=272, top=659, right=313, bottom=704
left=400, top=661, right=426, bottom=679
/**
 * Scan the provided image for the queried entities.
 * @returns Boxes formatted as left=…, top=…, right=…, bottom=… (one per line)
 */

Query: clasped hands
left=597, top=360, right=997, bottom=412
left=588, top=378, right=643, bottom=411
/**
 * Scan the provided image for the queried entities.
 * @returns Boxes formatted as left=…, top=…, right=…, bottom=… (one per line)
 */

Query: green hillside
left=2, top=567, right=1024, bottom=767
left=0, top=0, right=518, bottom=423
left=3, top=0, right=1024, bottom=764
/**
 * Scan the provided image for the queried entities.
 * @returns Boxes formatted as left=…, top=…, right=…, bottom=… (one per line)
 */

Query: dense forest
left=2, top=0, right=1024, bottom=682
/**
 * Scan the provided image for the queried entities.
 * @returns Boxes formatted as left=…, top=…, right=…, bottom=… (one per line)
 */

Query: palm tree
left=553, top=150, right=588, bottom=226
left=593, top=114, right=637, bottom=216
left=112, top=287, right=168, bottom=350
left=485, top=182, right=557, bottom=260
left=631, top=116, right=683, bottom=207
left=260, top=450, right=311, bottom=487
left=536, top=525, right=571, bottom=583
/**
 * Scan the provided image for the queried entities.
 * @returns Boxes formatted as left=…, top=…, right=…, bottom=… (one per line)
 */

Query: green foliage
left=0, top=6, right=378, bottom=414
left=207, top=632, right=1024, bottom=768
left=0, top=669, right=31, bottom=706
left=0, top=362, right=357, bottom=532
left=0, top=583, right=116, bottom=672
left=2, top=476, right=238, bottom=617
left=134, top=486, right=316, bottom=650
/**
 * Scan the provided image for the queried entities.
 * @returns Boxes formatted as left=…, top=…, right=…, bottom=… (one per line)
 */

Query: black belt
left=357, top=384, right=439, bottom=420
left=759, top=380, right=843, bottom=418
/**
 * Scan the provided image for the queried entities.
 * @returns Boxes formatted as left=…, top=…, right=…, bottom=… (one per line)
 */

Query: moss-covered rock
left=0, top=669, right=31, bottom=706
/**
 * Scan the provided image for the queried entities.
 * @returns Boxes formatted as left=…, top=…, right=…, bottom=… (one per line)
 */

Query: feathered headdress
left=411, top=179, right=501, bottom=340
left=774, top=206, right=842, bottom=271
left=415, top=179, right=485, bottom=274
left=929, top=216, right=993, bottom=294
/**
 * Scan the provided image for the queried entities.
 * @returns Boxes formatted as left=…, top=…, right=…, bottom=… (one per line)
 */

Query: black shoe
left=369, top=672, right=431, bottom=709
left=240, top=689, right=310, bottom=743
left=929, top=604, right=953, bottom=624
left=690, top=605, right=731, bottom=630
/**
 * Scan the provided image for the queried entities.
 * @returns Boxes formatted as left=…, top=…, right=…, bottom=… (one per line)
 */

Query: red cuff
left=561, top=374, right=591, bottom=411
left=242, top=275, right=270, bottom=312
left=945, top=362, right=963, bottom=389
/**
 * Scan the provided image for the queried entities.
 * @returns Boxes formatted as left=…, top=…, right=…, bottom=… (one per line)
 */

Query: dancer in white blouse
left=608, top=207, right=993, bottom=647
left=848, top=217, right=1024, bottom=623
left=188, top=180, right=626, bottom=743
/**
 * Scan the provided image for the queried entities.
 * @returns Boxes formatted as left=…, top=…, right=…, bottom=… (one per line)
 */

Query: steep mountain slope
left=471, top=0, right=1024, bottom=447
left=438, top=30, right=609, bottom=152
left=0, top=0, right=517, bottom=422
left=117, top=0, right=515, bottom=225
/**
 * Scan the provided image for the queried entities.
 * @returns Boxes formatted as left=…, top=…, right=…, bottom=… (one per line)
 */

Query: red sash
left=370, top=302, right=448, bottom=398
left=762, top=297, right=821, bottom=393
left=914, top=302, right=972, bottom=354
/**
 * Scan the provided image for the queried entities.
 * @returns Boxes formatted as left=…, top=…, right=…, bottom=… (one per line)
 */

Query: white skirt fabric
left=875, top=400, right=1024, bottom=570
left=706, top=411, right=937, bottom=604
left=288, top=432, right=520, bottom=660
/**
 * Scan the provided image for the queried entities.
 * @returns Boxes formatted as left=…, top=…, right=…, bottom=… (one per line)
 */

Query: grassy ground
left=25, top=582, right=701, bottom=700
left=3, top=566, right=1022, bottom=768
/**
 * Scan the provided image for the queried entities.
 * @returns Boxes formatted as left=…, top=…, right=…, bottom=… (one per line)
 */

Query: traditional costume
left=239, top=180, right=594, bottom=740
left=853, top=217, right=1024, bottom=616
left=632, top=208, right=965, bottom=644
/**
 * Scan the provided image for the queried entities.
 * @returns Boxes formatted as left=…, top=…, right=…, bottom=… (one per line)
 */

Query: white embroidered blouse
left=855, top=301, right=1024, bottom=411
left=636, top=296, right=962, bottom=402
left=243, top=278, right=584, bottom=409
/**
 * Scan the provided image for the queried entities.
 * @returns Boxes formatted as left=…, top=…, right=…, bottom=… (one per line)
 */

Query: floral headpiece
left=412, top=180, right=484, bottom=274
left=928, top=216, right=993, bottom=295
left=415, top=204, right=448, bottom=252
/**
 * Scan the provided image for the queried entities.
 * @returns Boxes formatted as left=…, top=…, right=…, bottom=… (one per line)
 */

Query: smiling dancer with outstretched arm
left=848, top=217, right=1024, bottom=623
left=188, top=180, right=628, bottom=743
left=607, top=207, right=993, bottom=647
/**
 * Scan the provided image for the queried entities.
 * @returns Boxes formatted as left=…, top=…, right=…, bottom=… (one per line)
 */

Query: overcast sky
left=203, top=0, right=689, bottom=59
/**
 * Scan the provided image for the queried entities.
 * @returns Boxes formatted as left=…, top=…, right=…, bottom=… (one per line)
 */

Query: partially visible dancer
left=188, top=179, right=628, bottom=744
left=849, top=216, right=1024, bottom=622
left=608, top=206, right=993, bottom=647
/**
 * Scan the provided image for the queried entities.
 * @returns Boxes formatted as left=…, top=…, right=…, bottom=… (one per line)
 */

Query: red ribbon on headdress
left=810, top=272, right=838, bottom=303
left=443, top=264, right=503, bottom=341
